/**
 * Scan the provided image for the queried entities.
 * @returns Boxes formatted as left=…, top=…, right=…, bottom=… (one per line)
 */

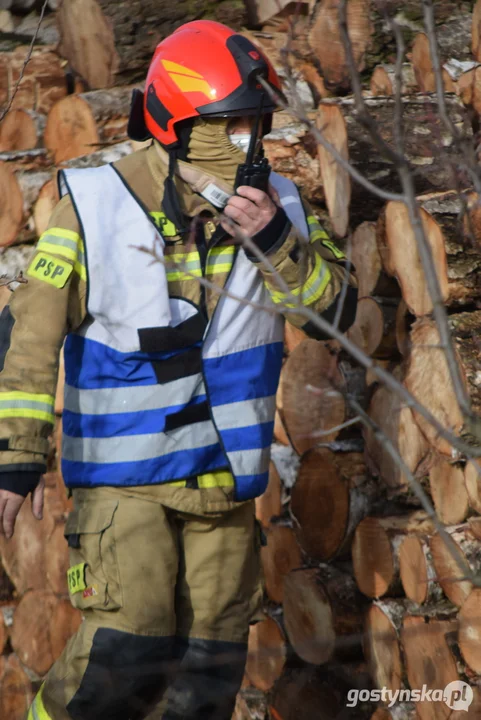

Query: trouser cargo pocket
left=64, top=499, right=123, bottom=611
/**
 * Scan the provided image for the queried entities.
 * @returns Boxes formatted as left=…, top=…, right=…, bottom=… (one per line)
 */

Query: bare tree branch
left=0, top=0, right=49, bottom=124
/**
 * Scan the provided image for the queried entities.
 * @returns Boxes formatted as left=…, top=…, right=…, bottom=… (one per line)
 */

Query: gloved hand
left=221, top=184, right=291, bottom=258
left=0, top=472, right=44, bottom=539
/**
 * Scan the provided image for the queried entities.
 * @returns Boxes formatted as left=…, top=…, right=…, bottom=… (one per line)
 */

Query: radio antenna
left=245, top=91, right=264, bottom=166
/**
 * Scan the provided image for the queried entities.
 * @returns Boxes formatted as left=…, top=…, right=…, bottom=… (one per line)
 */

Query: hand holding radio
left=221, top=185, right=277, bottom=239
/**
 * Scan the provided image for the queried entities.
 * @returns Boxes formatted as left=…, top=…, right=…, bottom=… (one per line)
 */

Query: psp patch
left=67, top=562, right=87, bottom=595
left=27, top=252, right=73, bottom=288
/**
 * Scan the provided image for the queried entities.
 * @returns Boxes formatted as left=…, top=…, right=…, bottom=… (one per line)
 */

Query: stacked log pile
left=1, top=0, right=481, bottom=719
left=235, top=2, right=481, bottom=720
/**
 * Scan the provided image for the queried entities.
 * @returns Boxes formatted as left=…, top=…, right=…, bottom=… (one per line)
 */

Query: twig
left=336, top=0, right=474, bottom=434
left=0, top=273, right=27, bottom=287
left=351, top=399, right=479, bottom=587
left=258, top=76, right=404, bottom=203
left=0, top=0, right=49, bottom=124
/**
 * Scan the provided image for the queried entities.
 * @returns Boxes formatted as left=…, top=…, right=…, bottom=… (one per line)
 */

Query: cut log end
left=44, top=95, right=100, bottom=164
left=0, top=161, right=23, bottom=247
left=0, top=109, right=37, bottom=152
left=291, top=448, right=350, bottom=562
left=283, top=568, right=335, bottom=665
left=399, top=536, right=429, bottom=605
left=352, top=517, right=395, bottom=598
left=245, top=617, right=286, bottom=692
left=458, top=589, right=481, bottom=674
left=281, top=339, right=346, bottom=454
left=261, top=525, right=302, bottom=605
left=364, top=602, right=403, bottom=692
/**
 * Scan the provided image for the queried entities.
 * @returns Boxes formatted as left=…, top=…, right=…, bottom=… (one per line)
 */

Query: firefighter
left=0, top=19, right=357, bottom=720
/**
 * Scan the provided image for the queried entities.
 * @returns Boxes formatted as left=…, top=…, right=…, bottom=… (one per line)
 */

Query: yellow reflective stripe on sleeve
left=0, top=391, right=55, bottom=424
left=320, top=238, right=346, bottom=260
left=28, top=684, right=52, bottom=720
left=206, top=246, right=235, bottom=275
left=165, top=251, right=201, bottom=281
left=165, top=247, right=235, bottom=281
left=307, top=215, right=346, bottom=259
left=268, top=253, right=332, bottom=308
left=197, top=471, right=235, bottom=488
left=168, top=479, right=187, bottom=487
left=37, top=228, right=87, bottom=279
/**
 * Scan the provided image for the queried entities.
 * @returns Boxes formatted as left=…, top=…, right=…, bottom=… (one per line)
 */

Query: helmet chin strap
left=162, top=150, right=190, bottom=235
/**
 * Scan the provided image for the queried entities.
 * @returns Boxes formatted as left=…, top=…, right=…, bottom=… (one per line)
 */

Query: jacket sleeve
left=247, top=194, right=358, bottom=339
left=0, top=195, right=87, bottom=494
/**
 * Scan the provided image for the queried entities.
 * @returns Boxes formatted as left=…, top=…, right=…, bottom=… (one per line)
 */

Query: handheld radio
left=234, top=92, right=271, bottom=194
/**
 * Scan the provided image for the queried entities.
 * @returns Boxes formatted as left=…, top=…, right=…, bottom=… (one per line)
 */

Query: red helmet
left=128, top=20, right=283, bottom=147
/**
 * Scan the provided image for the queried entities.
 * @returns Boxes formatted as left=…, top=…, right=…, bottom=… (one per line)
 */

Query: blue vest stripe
left=63, top=395, right=208, bottom=438
left=220, top=421, right=275, bottom=452
left=204, top=342, right=283, bottom=404
left=234, top=473, right=270, bottom=501
left=61, top=443, right=228, bottom=487
left=65, top=335, right=202, bottom=390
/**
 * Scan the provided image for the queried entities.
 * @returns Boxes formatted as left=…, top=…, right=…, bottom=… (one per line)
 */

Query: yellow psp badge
left=27, top=251, right=73, bottom=288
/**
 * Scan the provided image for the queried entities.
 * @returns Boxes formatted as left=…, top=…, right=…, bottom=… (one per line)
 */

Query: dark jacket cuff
left=245, top=205, right=291, bottom=260
left=302, top=285, right=359, bottom=340
left=0, top=471, right=42, bottom=497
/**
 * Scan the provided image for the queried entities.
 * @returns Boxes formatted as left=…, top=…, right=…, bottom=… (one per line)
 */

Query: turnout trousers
left=27, top=485, right=264, bottom=720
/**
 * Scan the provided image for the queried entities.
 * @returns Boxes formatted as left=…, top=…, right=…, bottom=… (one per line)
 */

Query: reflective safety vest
left=58, top=164, right=309, bottom=501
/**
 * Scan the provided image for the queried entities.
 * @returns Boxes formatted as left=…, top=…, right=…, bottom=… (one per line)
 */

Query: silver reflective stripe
left=64, top=374, right=205, bottom=415
left=212, top=395, right=276, bottom=430
left=40, top=233, right=78, bottom=254
left=0, top=398, right=53, bottom=413
left=228, top=446, right=271, bottom=477
left=62, top=420, right=220, bottom=464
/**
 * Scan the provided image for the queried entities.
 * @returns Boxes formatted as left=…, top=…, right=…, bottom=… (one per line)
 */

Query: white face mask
left=228, top=133, right=252, bottom=154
